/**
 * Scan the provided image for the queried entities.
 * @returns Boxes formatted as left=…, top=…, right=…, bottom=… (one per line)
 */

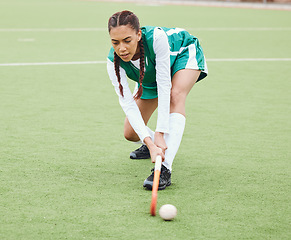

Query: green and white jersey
left=108, top=26, right=207, bottom=98
left=107, top=26, right=208, bottom=142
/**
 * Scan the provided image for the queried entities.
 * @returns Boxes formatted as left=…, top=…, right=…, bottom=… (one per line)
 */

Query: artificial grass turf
left=0, top=0, right=290, bottom=239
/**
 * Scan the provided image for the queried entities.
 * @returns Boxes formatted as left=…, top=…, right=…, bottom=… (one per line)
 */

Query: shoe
left=130, top=145, right=150, bottom=159
left=143, top=165, right=171, bottom=190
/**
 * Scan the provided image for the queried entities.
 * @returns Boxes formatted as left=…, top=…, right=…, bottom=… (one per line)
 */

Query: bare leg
left=170, top=69, right=201, bottom=115
left=163, top=69, right=201, bottom=171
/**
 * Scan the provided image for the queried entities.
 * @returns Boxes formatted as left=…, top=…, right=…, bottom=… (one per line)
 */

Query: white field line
left=187, top=27, right=291, bottom=31
left=0, top=28, right=107, bottom=32
left=0, top=61, right=106, bottom=66
left=207, top=58, right=291, bottom=62
left=0, top=27, right=291, bottom=32
left=1, top=58, right=291, bottom=67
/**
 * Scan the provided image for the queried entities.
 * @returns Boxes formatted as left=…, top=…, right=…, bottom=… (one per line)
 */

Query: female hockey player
left=107, top=10, right=208, bottom=190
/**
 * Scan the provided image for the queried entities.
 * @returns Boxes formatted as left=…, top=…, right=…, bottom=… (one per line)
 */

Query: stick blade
left=150, top=194, right=157, bottom=216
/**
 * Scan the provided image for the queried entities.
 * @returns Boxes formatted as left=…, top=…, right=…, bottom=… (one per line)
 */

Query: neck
left=132, top=44, right=140, bottom=61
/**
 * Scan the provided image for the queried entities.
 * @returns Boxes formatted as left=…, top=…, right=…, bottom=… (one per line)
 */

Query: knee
left=170, top=89, right=186, bottom=108
left=124, top=128, right=139, bottom=142
left=124, top=118, right=140, bottom=142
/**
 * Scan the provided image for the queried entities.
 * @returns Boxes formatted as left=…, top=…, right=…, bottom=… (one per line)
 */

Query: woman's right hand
left=149, top=145, right=164, bottom=163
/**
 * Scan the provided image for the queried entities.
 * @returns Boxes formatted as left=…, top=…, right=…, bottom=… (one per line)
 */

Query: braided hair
left=108, top=10, right=145, bottom=99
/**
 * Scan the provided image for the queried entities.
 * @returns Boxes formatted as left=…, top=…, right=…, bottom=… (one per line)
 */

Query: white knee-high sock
left=163, top=113, right=186, bottom=171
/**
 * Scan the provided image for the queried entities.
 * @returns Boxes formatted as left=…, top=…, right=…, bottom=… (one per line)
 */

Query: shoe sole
left=143, top=181, right=171, bottom=191
left=129, top=152, right=151, bottom=159
left=130, top=156, right=151, bottom=160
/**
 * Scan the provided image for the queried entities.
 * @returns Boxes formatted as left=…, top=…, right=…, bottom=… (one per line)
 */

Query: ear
left=137, top=29, right=142, bottom=41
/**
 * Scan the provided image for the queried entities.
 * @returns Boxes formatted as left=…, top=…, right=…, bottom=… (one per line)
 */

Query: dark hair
left=108, top=10, right=145, bottom=99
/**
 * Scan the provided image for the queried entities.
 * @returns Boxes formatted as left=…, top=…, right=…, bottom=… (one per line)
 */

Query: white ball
left=159, top=204, right=177, bottom=220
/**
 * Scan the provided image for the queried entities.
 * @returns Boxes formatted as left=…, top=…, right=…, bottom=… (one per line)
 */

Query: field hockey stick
left=150, top=154, right=162, bottom=216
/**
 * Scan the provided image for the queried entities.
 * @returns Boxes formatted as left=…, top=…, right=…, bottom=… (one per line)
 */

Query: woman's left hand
left=154, top=132, right=167, bottom=154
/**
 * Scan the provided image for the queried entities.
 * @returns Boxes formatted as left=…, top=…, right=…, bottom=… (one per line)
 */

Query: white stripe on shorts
left=170, top=47, right=187, bottom=56
left=185, top=44, right=198, bottom=69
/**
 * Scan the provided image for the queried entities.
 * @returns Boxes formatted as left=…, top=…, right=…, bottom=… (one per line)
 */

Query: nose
left=119, top=43, right=126, bottom=52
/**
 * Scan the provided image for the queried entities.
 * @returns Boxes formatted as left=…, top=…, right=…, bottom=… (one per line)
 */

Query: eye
left=111, top=40, right=119, bottom=45
left=125, top=40, right=131, bottom=43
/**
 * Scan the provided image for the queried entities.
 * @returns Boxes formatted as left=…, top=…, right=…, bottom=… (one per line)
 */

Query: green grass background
left=0, top=0, right=290, bottom=239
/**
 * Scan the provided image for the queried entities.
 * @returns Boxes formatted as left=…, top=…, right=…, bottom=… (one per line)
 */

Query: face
left=109, top=25, right=141, bottom=62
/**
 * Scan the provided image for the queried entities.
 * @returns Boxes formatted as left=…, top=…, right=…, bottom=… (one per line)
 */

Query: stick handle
left=155, top=155, right=162, bottom=171
left=150, top=154, right=162, bottom=216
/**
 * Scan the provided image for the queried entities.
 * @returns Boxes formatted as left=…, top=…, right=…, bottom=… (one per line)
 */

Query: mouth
left=120, top=53, right=130, bottom=60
